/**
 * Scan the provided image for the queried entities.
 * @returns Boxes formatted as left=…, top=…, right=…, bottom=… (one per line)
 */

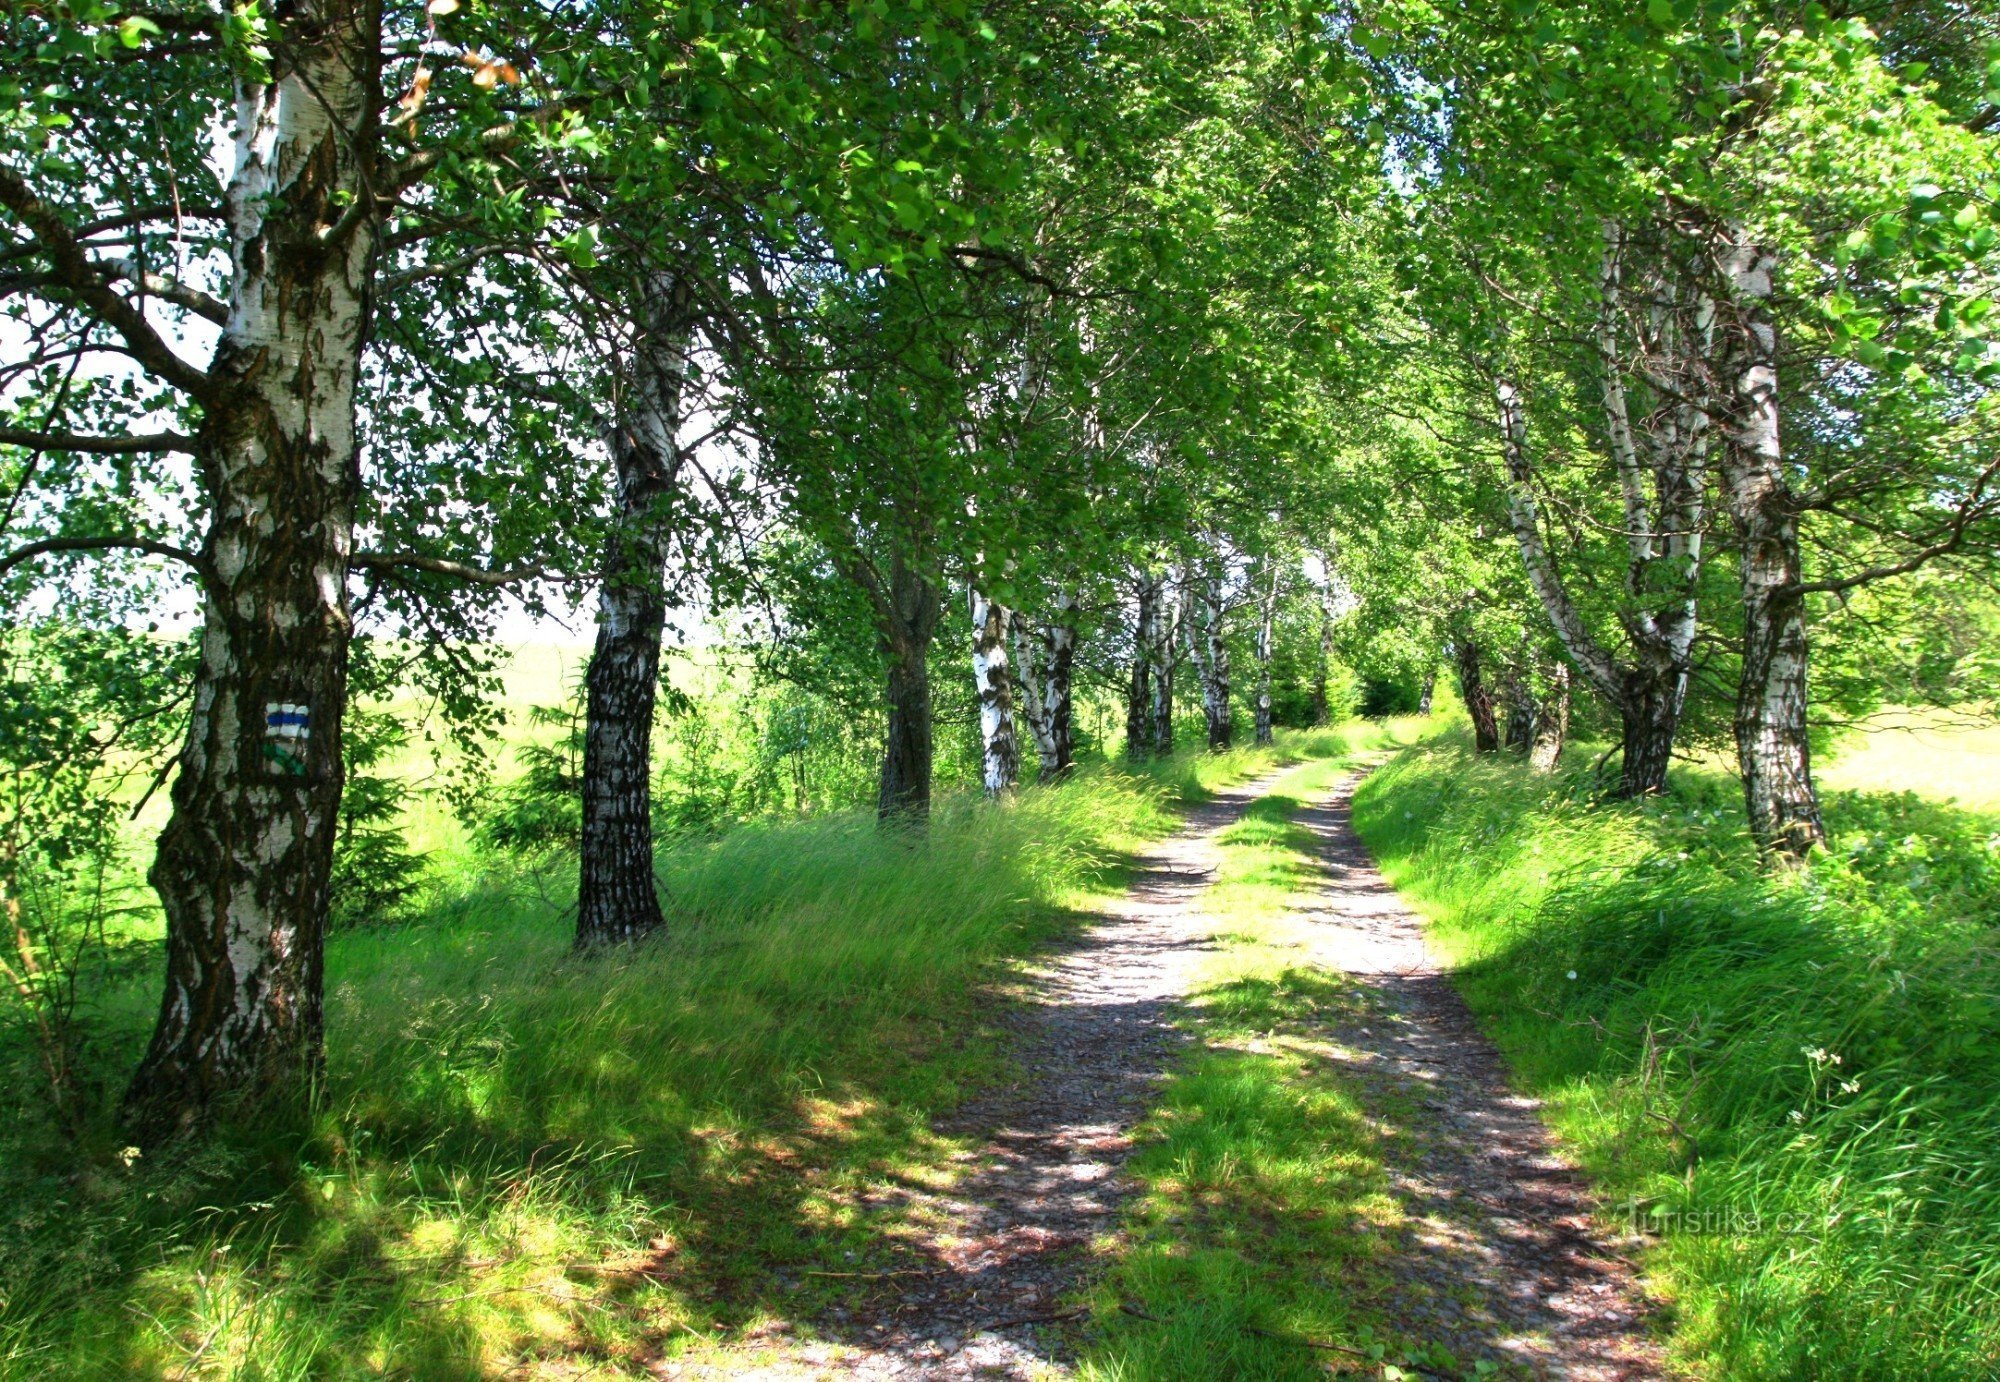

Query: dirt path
left=1285, top=766, right=1665, bottom=1380
left=674, top=760, right=1663, bottom=1379
left=755, top=771, right=1290, bottom=1379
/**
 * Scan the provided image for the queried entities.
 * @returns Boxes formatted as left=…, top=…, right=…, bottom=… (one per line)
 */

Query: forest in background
left=4, top=0, right=2000, bottom=1373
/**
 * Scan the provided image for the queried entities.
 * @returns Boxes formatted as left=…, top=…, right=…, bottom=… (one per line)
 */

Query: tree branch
left=349, top=549, right=569, bottom=586
left=104, top=257, right=229, bottom=325
left=0, top=426, right=198, bottom=454
left=0, top=167, right=216, bottom=401
left=1790, top=457, right=2000, bottom=597
left=0, top=534, right=203, bottom=578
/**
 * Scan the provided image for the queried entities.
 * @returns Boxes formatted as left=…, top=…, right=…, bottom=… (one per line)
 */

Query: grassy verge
left=1078, top=739, right=1467, bottom=1381
left=1352, top=735, right=2000, bottom=1379
left=0, top=724, right=1396, bottom=1379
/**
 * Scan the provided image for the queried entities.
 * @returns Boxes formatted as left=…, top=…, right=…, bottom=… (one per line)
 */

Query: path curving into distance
left=661, top=760, right=1662, bottom=1379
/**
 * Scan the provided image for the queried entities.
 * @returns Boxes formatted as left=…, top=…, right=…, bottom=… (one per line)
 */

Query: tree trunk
left=576, top=275, right=696, bottom=947
left=1037, top=597, right=1079, bottom=778
left=1709, top=230, right=1825, bottom=858
left=1149, top=572, right=1180, bottom=755
left=971, top=586, right=1019, bottom=796
left=125, top=12, right=378, bottom=1135
left=1454, top=638, right=1500, bottom=754
left=1489, top=221, right=1711, bottom=803
left=1528, top=663, right=1569, bottom=773
left=1125, top=573, right=1158, bottom=758
left=1254, top=560, right=1279, bottom=745
left=877, top=555, right=941, bottom=823
left=1188, top=564, right=1231, bottom=750
left=1418, top=669, right=1436, bottom=716
left=1502, top=671, right=1536, bottom=752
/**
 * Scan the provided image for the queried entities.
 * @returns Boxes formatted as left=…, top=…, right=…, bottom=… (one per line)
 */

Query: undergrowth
left=1353, top=735, right=2000, bottom=1380
left=0, top=724, right=1391, bottom=1378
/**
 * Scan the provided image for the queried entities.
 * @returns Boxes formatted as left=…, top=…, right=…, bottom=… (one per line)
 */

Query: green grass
left=0, top=724, right=1389, bottom=1379
left=1077, top=736, right=1482, bottom=1381
left=1353, top=733, right=2000, bottom=1380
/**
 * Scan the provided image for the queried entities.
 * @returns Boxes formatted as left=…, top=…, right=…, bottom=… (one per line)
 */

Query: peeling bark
left=576, top=274, right=697, bottom=948
left=124, top=3, right=380, bottom=1135
left=1418, top=669, right=1436, bottom=716
left=1708, top=228, right=1826, bottom=858
left=971, top=586, right=1019, bottom=796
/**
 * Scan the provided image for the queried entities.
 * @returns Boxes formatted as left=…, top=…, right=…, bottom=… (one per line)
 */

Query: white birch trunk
left=128, top=2, right=379, bottom=1131
left=1254, top=560, right=1279, bottom=744
left=577, top=273, right=697, bottom=946
left=1709, top=228, right=1825, bottom=857
left=970, top=586, right=1018, bottom=795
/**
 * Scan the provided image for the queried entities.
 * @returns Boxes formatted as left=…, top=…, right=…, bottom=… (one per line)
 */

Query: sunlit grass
left=1819, top=706, right=2000, bottom=812
left=1354, top=731, right=2000, bottom=1379
left=0, top=724, right=1385, bottom=1379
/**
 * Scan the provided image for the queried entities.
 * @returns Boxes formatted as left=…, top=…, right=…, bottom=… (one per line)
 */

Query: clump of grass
left=0, top=725, right=1393, bottom=1377
left=1353, top=735, right=2000, bottom=1379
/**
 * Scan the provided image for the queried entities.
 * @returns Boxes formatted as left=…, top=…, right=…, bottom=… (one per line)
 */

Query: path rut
left=669, top=761, right=1663, bottom=1379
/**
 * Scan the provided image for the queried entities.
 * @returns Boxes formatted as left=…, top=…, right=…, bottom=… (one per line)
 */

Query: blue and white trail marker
left=264, top=702, right=311, bottom=777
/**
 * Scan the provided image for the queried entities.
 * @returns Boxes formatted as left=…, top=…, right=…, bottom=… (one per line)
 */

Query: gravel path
left=665, top=760, right=1665, bottom=1379
left=755, top=771, right=1288, bottom=1379
left=1284, top=765, right=1666, bottom=1380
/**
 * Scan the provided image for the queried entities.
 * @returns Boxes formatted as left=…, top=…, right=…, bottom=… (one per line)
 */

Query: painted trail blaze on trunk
left=576, top=276, right=696, bottom=948
left=879, top=555, right=941, bottom=823
left=1710, top=231, right=1825, bottom=858
left=125, top=4, right=377, bottom=1134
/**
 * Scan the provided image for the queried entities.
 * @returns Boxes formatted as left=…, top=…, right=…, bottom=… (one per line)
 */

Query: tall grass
left=0, top=725, right=1380, bottom=1378
left=1353, top=736, right=2000, bottom=1379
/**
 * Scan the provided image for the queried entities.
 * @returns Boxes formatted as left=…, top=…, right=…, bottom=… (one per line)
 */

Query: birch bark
left=1253, top=561, right=1279, bottom=745
left=1453, top=635, right=1501, bottom=753
left=1708, top=228, right=1826, bottom=858
left=971, top=586, right=1019, bottom=795
left=1528, top=663, right=1570, bottom=773
left=1124, top=573, right=1158, bottom=757
left=576, top=274, right=697, bottom=946
left=126, top=1, right=380, bottom=1132
left=1489, top=221, right=1709, bottom=797
left=1187, top=561, right=1232, bottom=750
left=1149, top=571, right=1180, bottom=755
